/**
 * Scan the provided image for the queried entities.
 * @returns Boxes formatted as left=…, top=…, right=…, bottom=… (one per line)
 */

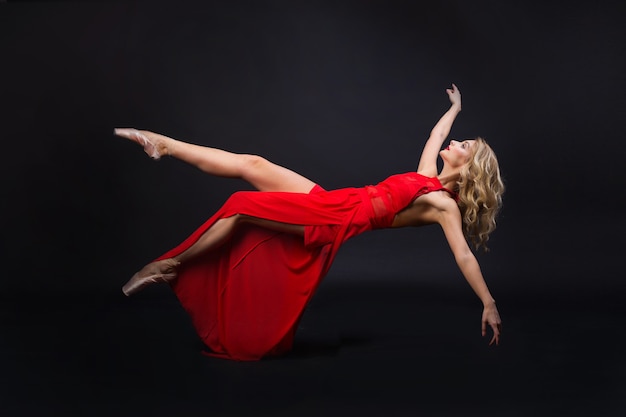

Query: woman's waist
left=357, top=185, right=396, bottom=229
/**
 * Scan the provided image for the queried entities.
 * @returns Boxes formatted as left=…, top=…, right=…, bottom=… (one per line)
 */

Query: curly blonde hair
left=456, top=138, right=505, bottom=251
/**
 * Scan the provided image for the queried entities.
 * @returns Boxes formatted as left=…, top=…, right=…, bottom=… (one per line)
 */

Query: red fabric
left=155, top=172, right=453, bottom=360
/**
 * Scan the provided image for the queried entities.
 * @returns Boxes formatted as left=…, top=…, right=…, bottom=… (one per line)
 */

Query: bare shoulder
left=419, top=190, right=459, bottom=212
left=430, top=193, right=462, bottom=227
left=392, top=191, right=459, bottom=227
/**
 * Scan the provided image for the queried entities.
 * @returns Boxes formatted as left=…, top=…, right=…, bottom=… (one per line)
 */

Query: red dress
left=155, top=172, right=456, bottom=360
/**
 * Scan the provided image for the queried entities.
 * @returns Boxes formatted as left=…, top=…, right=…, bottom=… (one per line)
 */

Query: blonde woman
left=115, top=84, right=504, bottom=361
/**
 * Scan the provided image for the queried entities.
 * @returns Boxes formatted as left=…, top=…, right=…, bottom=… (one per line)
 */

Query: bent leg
left=120, top=130, right=317, bottom=193
left=124, top=214, right=304, bottom=295
left=173, top=214, right=305, bottom=264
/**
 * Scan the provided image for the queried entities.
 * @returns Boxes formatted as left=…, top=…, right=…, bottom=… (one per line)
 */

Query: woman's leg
left=115, top=129, right=317, bottom=193
left=173, top=214, right=304, bottom=263
left=115, top=128, right=314, bottom=295
left=122, top=214, right=304, bottom=296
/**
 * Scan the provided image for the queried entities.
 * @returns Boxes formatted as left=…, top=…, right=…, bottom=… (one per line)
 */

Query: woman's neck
left=437, top=167, right=461, bottom=190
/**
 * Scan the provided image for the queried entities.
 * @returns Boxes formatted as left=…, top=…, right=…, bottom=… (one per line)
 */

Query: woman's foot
left=114, top=128, right=170, bottom=160
left=122, top=258, right=181, bottom=296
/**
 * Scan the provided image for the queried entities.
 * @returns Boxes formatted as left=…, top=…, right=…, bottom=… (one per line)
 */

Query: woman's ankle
left=142, top=131, right=172, bottom=157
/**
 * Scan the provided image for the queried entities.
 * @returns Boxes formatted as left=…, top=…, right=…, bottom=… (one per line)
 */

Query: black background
left=2, top=1, right=625, bottom=416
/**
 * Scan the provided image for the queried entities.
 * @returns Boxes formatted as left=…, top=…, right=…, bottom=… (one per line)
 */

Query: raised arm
left=437, top=200, right=502, bottom=345
left=417, top=84, right=463, bottom=176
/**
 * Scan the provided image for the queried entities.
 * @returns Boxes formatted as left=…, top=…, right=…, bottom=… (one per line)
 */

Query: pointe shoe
left=122, top=259, right=180, bottom=296
left=114, top=128, right=162, bottom=160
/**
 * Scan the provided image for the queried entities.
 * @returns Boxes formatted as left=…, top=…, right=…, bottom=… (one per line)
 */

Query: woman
left=115, top=84, right=504, bottom=361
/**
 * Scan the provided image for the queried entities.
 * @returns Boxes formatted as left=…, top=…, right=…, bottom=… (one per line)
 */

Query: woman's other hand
left=446, top=83, right=462, bottom=109
left=482, top=301, right=502, bottom=345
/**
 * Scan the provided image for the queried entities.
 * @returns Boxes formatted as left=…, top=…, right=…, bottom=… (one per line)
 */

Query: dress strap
left=430, top=175, right=459, bottom=201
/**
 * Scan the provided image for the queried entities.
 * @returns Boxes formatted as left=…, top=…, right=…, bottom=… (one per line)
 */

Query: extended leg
left=114, top=129, right=316, bottom=193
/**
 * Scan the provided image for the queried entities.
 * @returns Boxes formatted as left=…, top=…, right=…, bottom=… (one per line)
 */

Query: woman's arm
left=417, top=84, right=462, bottom=176
left=437, top=200, right=502, bottom=345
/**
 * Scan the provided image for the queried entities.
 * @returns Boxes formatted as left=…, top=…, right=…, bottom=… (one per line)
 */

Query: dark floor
left=2, top=281, right=625, bottom=417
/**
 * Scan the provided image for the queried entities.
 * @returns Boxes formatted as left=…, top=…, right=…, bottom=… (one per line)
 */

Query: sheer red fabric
left=154, top=172, right=455, bottom=360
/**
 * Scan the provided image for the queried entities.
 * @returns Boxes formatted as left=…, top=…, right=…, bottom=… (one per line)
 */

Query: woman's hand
left=482, top=301, right=502, bottom=345
left=446, top=83, right=462, bottom=109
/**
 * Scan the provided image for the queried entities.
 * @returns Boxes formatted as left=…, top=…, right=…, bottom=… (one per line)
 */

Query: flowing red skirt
left=154, top=185, right=374, bottom=361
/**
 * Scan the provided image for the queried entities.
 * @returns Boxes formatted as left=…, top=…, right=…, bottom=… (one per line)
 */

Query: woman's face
left=440, top=139, right=475, bottom=167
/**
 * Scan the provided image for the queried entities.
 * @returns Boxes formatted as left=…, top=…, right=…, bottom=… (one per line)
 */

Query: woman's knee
left=240, top=154, right=270, bottom=176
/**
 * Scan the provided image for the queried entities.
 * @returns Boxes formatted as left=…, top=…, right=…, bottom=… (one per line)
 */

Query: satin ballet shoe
left=122, top=259, right=180, bottom=296
left=114, top=128, right=162, bottom=160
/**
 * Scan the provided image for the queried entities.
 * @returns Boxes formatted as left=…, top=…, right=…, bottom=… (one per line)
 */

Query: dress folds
left=153, top=172, right=455, bottom=360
